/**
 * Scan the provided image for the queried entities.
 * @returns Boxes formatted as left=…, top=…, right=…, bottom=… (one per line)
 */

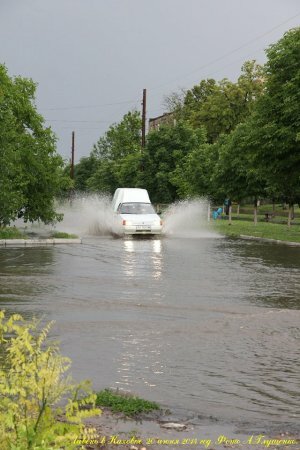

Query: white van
left=112, top=188, right=163, bottom=235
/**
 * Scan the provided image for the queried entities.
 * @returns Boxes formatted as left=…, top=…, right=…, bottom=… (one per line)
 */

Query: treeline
left=75, top=28, right=300, bottom=224
left=0, top=65, right=70, bottom=226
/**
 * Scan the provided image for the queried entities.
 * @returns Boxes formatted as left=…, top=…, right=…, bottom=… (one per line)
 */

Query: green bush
left=96, top=389, right=159, bottom=417
left=0, top=227, right=26, bottom=239
left=50, top=231, right=78, bottom=239
left=0, top=312, right=100, bottom=449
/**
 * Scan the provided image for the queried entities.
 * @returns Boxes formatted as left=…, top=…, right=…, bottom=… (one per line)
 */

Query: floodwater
left=1, top=200, right=300, bottom=433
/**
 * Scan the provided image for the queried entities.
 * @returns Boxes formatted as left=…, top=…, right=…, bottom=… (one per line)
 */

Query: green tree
left=115, top=152, right=142, bottom=188
left=92, top=110, right=141, bottom=161
left=0, top=64, right=69, bottom=226
left=88, top=110, right=142, bottom=194
left=167, top=61, right=264, bottom=143
left=170, top=130, right=213, bottom=199
left=245, top=28, right=300, bottom=225
left=74, top=155, right=97, bottom=191
left=87, top=159, right=119, bottom=194
left=212, top=124, right=267, bottom=223
left=142, top=122, right=204, bottom=203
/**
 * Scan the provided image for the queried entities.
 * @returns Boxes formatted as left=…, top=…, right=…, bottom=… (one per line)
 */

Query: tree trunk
left=272, top=199, right=275, bottom=213
left=253, top=198, right=258, bottom=226
left=287, top=203, right=293, bottom=228
left=207, top=203, right=211, bottom=222
left=237, top=203, right=240, bottom=216
left=229, top=205, right=232, bottom=225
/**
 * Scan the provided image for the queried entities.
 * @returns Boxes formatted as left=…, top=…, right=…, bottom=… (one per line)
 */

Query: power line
left=40, top=99, right=138, bottom=111
left=44, top=119, right=111, bottom=123
left=150, top=11, right=300, bottom=91
left=56, top=127, right=104, bottom=130
left=204, top=46, right=265, bottom=80
left=141, top=88, right=147, bottom=149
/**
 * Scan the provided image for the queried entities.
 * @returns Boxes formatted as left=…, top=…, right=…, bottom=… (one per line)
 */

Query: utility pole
left=70, top=131, right=75, bottom=180
left=69, top=131, right=75, bottom=204
left=141, top=88, right=146, bottom=149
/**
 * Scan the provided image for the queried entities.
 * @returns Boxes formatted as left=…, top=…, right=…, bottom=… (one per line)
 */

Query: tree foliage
left=0, top=311, right=100, bottom=450
left=75, top=28, right=300, bottom=214
left=211, top=123, right=267, bottom=203
left=77, top=111, right=142, bottom=194
left=142, top=121, right=205, bottom=203
left=0, top=65, right=70, bottom=226
left=91, top=110, right=141, bottom=161
left=250, top=28, right=300, bottom=205
left=74, top=155, right=97, bottom=191
left=167, top=60, right=264, bottom=143
left=161, top=32, right=299, bottom=211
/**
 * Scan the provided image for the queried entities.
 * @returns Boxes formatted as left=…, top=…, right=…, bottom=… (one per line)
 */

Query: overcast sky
left=0, top=0, right=299, bottom=161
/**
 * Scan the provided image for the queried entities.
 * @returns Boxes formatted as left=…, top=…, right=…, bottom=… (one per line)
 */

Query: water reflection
left=115, top=238, right=165, bottom=391
left=122, top=238, right=163, bottom=280
left=151, top=240, right=162, bottom=280
left=0, top=247, right=56, bottom=318
left=0, top=237, right=300, bottom=429
left=0, top=248, right=55, bottom=274
left=114, top=329, right=165, bottom=392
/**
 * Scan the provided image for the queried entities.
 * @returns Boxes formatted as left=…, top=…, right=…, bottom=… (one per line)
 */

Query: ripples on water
left=1, top=198, right=300, bottom=431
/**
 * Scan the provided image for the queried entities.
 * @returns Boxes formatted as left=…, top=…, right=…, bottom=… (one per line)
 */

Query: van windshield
left=119, top=203, right=156, bottom=214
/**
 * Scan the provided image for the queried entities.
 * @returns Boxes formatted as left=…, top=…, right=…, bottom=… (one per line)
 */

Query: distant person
left=224, top=198, right=231, bottom=215
left=212, top=207, right=223, bottom=220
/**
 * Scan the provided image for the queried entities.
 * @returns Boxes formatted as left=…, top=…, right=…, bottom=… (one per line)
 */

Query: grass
left=0, top=227, right=26, bottom=239
left=211, top=218, right=300, bottom=243
left=232, top=203, right=300, bottom=215
left=224, top=213, right=300, bottom=225
left=0, top=228, right=78, bottom=240
left=95, top=389, right=160, bottom=417
left=50, top=231, right=78, bottom=239
left=231, top=205, right=300, bottom=222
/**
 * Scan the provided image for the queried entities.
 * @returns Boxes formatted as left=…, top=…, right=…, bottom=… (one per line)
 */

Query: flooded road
left=0, top=235, right=300, bottom=432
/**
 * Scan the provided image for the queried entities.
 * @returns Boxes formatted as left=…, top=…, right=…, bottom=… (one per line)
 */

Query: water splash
left=54, top=194, right=122, bottom=236
left=58, top=197, right=219, bottom=238
left=15, top=195, right=220, bottom=239
left=162, top=199, right=220, bottom=238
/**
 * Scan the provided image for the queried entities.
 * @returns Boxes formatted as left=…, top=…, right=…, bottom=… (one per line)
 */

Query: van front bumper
left=123, top=225, right=163, bottom=235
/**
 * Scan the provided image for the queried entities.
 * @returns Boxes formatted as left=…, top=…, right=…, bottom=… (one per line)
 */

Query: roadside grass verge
left=95, top=389, right=160, bottom=417
left=230, top=204, right=300, bottom=216
left=211, top=219, right=300, bottom=243
left=0, top=227, right=26, bottom=239
left=50, top=231, right=78, bottom=238
left=0, top=228, right=79, bottom=240
left=227, top=213, right=300, bottom=225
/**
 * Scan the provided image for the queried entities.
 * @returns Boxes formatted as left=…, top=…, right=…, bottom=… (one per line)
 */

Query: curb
left=0, top=238, right=82, bottom=246
left=239, top=235, right=300, bottom=247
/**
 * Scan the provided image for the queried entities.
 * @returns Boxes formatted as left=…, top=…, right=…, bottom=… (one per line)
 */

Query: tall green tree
left=212, top=123, right=268, bottom=223
left=91, top=110, right=141, bottom=160
left=74, top=155, right=97, bottom=191
left=169, top=129, right=213, bottom=199
left=87, top=159, right=119, bottom=193
left=0, top=64, right=69, bottom=226
left=142, top=121, right=203, bottom=203
left=246, top=28, right=300, bottom=225
left=87, top=111, right=142, bottom=194
left=166, top=61, right=264, bottom=143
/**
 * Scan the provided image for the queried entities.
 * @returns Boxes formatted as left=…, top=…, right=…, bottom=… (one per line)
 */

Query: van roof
left=112, top=188, right=151, bottom=211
